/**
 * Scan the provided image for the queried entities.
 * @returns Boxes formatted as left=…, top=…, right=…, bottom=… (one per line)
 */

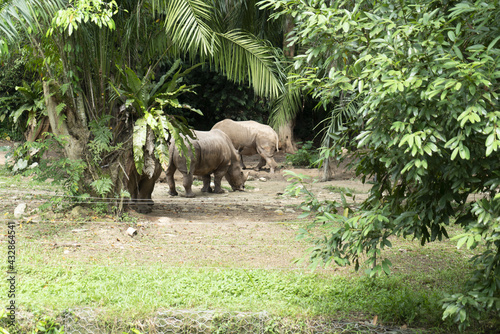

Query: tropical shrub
left=262, top=0, right=500, bottom=330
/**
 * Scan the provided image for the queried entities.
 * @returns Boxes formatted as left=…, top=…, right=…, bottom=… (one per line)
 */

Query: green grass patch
left=323, top=184, right=365, bottom=194
left=0, top=261, right=471, bottom=332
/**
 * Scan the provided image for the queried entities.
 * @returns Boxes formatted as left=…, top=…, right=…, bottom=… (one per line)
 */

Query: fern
left=90, top=177, right=114, bottom=198
left=88, top=115, right=118, bottom=164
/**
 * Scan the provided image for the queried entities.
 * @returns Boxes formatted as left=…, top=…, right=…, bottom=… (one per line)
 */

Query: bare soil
left=0, top=143, right=370, bottom=271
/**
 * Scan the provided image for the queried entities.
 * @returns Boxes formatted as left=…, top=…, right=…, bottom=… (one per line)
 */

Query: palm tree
left=216, top=0, right=302, bottom=153
left=0, top=0, right=283, bottom=212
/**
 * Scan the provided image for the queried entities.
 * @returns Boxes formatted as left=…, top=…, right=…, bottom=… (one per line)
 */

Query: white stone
left=14, top=203, right=27, bottom=219
left=126, top=227, right=137, bottom=236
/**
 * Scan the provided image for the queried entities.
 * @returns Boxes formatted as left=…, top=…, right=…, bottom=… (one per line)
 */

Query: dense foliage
left=262, top=0, right=500, bottom=330
left=177, top=67, right=272, bottom=130
left=0, top=0, right=283, bottom=207
left=0, top=47, right=37, bottom=140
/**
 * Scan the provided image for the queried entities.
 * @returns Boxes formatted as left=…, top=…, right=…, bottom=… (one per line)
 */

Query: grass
left=0, top=224, right=492, bottom=333
left=0, top=262, right=460, bottom=330
left=323, top=184, right=366, bottom=194
left=1, top=165, right=498, bottom=333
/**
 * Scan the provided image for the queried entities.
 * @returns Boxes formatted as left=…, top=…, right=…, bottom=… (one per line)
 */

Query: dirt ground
left=0, top=142, right=370, bottom=271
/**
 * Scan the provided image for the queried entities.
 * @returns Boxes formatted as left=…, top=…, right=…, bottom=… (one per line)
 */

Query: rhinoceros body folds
left=212, top=119, right=279, bottom=173
left=165, top=129, right=248, bottom=198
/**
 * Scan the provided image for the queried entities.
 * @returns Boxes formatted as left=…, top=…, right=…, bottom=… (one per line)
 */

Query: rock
left=274, top=209, right=284, bottom=215
left=42, top=210, right=57, bottom=220
left=285, top=208, right=295, bottom=213
left=14, top=203, right=27, bottom=219
left=126, top=227, right=137, bottom=236
left=70, top=206, right=90, bottom=218
left=259, top=177, right=267, bottom=182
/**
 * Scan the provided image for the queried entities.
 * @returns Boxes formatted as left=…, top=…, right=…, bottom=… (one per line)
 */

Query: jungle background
left=1, top=0, right=499, bottom=333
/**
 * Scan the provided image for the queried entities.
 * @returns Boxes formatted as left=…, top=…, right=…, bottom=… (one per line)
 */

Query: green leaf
left=487, top=35, right=500, bottom=52
left=382, top=258, right=392, bottom=275
left=456, top=235, right=468, bottom=249
left=466, top=236, right=475, bottom=249
left=56, top=103, right=66, bottom=115
left=448, top=30, right=456, bottom=42
left=453, top=45, right=463, bottom=60
left=342, top=21, right=349, bottom=33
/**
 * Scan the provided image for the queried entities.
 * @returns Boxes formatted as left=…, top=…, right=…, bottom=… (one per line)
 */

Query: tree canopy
left=261, top=0, right=500, bottom=329
left=0, top=0, right=284, bottom=207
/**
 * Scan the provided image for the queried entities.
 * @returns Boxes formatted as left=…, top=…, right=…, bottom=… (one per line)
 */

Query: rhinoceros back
left=212, top=119, right=278, bottom=155
left=170, top=129, right=238, bottom=175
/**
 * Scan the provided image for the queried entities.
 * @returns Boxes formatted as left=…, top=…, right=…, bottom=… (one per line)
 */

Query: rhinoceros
left=165, top=129, right=248, bottom=198
left=211, top=119, right=279, bottom=173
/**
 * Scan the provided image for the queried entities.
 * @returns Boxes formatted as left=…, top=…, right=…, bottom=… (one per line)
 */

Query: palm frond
left=0, top=0, right=64, bottom=42
left=317, top=93, right=360, bottom=148
left=158, top=0, right=215, bottom=58
left=269, top=78, right=302, bottom=129
left=214, top=29, right=283, bottom=98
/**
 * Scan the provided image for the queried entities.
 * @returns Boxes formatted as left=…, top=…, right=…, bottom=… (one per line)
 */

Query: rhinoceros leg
left=239, top=153, right=247, bottom=169
left=212, top=169, right=227, bottom=193
left=182, top=172, right=196, bottom=198
left=256, top=148, right=277, bottom=173
left=256, top=156, right=267, bottom=170
left=166, top=162, right=178, bottom=196
left=201, top=175, right=213, bottom=193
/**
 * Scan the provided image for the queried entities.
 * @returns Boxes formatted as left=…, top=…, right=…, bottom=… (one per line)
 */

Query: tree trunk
left=278, top=122, right=297, bottom=154
left=25, top=116, right=51, bottom=142
left=43, top=81, right=89, bottom=161
left=283, top=16, right=295, bottom=58
left=123, top=126, right=162, bottom=213
left=321, top=135, right=332, bottom=182
left=43, top=81, right=161, bottom=213
left=278, top=16, right=298, bottom=154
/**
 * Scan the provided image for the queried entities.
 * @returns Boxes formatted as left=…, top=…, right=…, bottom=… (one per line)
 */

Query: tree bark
left=43, top=80, right=161, bottom=212
left=124, top=126, right=163, bottom=213
left=278, top=16, right=298, bottom=154
left=43, top=81, right=89, bottom=161
left=277, top=123, right=297, bottom=154
left=321, top=135, right=332, bottom=182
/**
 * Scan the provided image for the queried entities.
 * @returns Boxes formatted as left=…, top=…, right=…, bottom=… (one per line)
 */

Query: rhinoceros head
left=226, top=168, right=248, bottom=191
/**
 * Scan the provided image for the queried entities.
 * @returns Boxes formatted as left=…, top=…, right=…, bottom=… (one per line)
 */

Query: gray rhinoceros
left=165, top=129, right=248, bottom=198
left=212, top=119, right=279, bottom=173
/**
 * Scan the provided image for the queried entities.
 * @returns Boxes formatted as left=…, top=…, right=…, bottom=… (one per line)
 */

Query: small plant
left=285, top=141, right=319, bottom=168
left=119, top=211, right=139, bottom=224
left=324, top=185, right=364, bottom=194
left=88, top=115, right=123, bottom=165
left=244, top=184, right=255, bottom=190
left=34, top=316, right=64, bottom=334
left=0, top=308, right=12, bottom=334
left=90, top=177, right=114, bottom=198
